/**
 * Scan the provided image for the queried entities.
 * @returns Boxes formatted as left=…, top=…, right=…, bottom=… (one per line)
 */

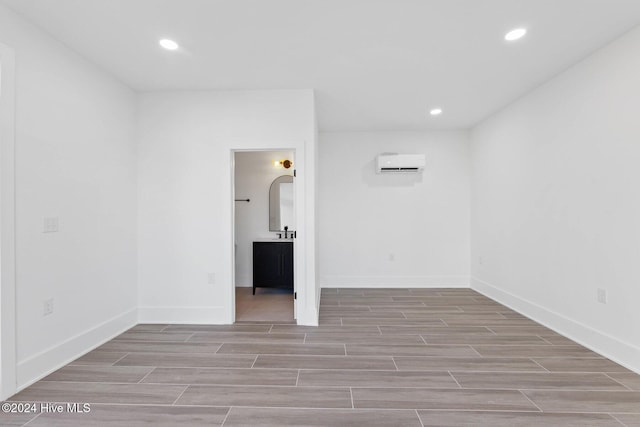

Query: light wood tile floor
left=235, top=287, right=294, bottom=322
left=5, top=288, right=640, bottom=426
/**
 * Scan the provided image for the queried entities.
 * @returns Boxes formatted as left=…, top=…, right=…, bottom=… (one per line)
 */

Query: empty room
left=1, top=1, right=639, bottom=426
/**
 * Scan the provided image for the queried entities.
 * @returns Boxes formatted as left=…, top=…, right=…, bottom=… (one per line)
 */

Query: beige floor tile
left=451, top=371, right=629, bottom=390
left=417, top=410, right=622, bottom=426
left=142, top=367, right=298, bottom=385
left=352, top=387, right=538, bottom=410
left=27, top=405, right=229, bottom=427
left=523, top=389, right=640, bottom=413
left=176, top=385, right=351, bottom=408
left=223, top=407, right=422, bottom=427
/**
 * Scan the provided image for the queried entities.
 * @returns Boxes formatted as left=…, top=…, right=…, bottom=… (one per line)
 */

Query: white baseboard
left=320, top=275, right=470, bottom=288
left=471, top=276, right=640, bottom=374
left=138, top=306, right=230, bottom=324
left=16, top=307, right=138, bottom=391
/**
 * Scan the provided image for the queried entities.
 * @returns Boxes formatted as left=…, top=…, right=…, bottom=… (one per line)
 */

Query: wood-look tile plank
left=394, top=356, right=545, bottom=372
left=270, top=325, right=380, bottom=334
left=114, top=353, right=256, bottom=368
left=305, top=333, right=424, bottom=345
left=0, top=411, right=39, bottom=426
left=417, top=410, right=623, bottom=427
left=612, top=413, right=640, bottom=427
left=391, top=297, right=481, bottom=304
left=97, top=341, right=222, bottom=354
left=176, top=385, right=352, bottom=408
left=187, top=332, right=305, bottom=343
left=523, top=389, right=640, bottom=413
left=488, top=326, right=562, bottom=336
left=9, top=382, right=186, bottom=405
left=383, top=307, right=464, bottom=313
left=346, top=344, right=479, bottom=357
left=163, top=324, right=272, bottom=332
left=422, top=334, right=550, bottom=345
left=223, top=408, right=422, bottom=427
left=27, top=405, right=229, bottom=427
left=298, top=370, right=458, bottom=388
left=608, top=372, right=640, bottom=390
left=142, top=367, right=298, bottom=385
left=380, top=326, right=493, bottom=335
left=113, top=331, right=193, bottom=342
left=340, top=318, right=483, bottom=326
left=534, top=357, right=634, bottom=373
left=68, top=351, right=128, bottom=366
left=444, top=319, right=542, bottom=326
left=217, top=343, right=345, bottom=355
left=319, top=306, right=372, bottom=312
left=126, top=324, right=168, bottom=332
left=473, top=345, right=603, bottom=358
left=319, top=311, right=407, bottom=318
left=352, top=387, right=538, bottom=410
left=41, top=365, right=154, bottom=383
left=452, top=372, right=629, bottom=390
left=253, top=355, right=396, bottom=370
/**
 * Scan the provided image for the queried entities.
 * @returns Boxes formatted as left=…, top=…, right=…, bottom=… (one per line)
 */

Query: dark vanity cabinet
left=252, top=241, right=293, bottom=294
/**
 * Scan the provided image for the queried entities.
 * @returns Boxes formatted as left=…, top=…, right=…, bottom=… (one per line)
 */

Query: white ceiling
left=2, top=0, right=640, bottom=131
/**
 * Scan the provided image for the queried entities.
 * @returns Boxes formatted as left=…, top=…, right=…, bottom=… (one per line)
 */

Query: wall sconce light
left=274, top=159, right=293, bottom=169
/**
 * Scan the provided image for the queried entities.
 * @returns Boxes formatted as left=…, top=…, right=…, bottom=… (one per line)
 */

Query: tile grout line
left=518, top=390, right=544, bottom=412
left=250, top=354, right=259, bottom=368
left=529, top=358, right=551, bottom=373
left=537, top=335, right=554, bottom=345
left=391, top=357, right=399, bottom=371
left=296, top=369, right=300, bottom=386
left=110, top=352, right=130, bottom=366
left=609, top=413, right=631, bottom=427
left=170, top=384, right=190, bottom=405
left=448, top=370, right=463, bottom=389
left=20, top=412, right=42, bottom=427
left=136, top=367, right=157, bottom=384
left=604, top=373, right=635, bottom=391
left=220, top=406, right=233, bottom=426
left=415, top=409, right=425, bottom=427
left=183, top=333, right=196, bottom=342
left=349, top=387, right=354, bottom=409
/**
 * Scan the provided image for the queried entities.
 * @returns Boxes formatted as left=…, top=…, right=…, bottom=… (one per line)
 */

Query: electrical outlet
left=597, top=288, right=607, bottom=304
left=208, top=273, right=216, bottom=285
left=43, top=217, right=59, bottom=233
left=43, top=298, right=54, bottom=316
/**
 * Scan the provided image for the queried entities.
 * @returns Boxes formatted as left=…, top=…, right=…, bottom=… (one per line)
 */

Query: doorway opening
left=232, top=150, right=296, bottom=323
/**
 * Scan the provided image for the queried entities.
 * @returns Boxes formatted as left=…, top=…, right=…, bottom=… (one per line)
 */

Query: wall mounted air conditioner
left=376, top=153, right=425, bottom=173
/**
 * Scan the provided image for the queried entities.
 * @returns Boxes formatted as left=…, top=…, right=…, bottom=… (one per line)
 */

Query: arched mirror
left=269, top=175, right=294, bottom=231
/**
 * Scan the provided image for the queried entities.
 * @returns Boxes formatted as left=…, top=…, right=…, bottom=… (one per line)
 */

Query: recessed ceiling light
left=159, top=39, right=179, bottom=50
left=505, top=28, right=527, bottom=41
left=430, top=108, right=443, bottom=116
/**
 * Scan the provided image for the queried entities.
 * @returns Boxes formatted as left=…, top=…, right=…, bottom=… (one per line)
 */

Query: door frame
left=230, top=148, right=298, bottom=323
left=0, top=42, right=17, bottom=400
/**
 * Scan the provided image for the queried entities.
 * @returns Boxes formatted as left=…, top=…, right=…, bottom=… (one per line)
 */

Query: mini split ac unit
left=376, top=153, right=426, bottom=173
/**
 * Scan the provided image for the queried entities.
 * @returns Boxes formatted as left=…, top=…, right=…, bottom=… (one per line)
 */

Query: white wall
left=234, top=150, right=294, bottom=287
left=137, top=90, right=318, bottom=325
left=318, top=131, right=470, bottom=288
left=0, top=4, right=138, bottom=393
left=471, top=27, right=640, bottom=372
